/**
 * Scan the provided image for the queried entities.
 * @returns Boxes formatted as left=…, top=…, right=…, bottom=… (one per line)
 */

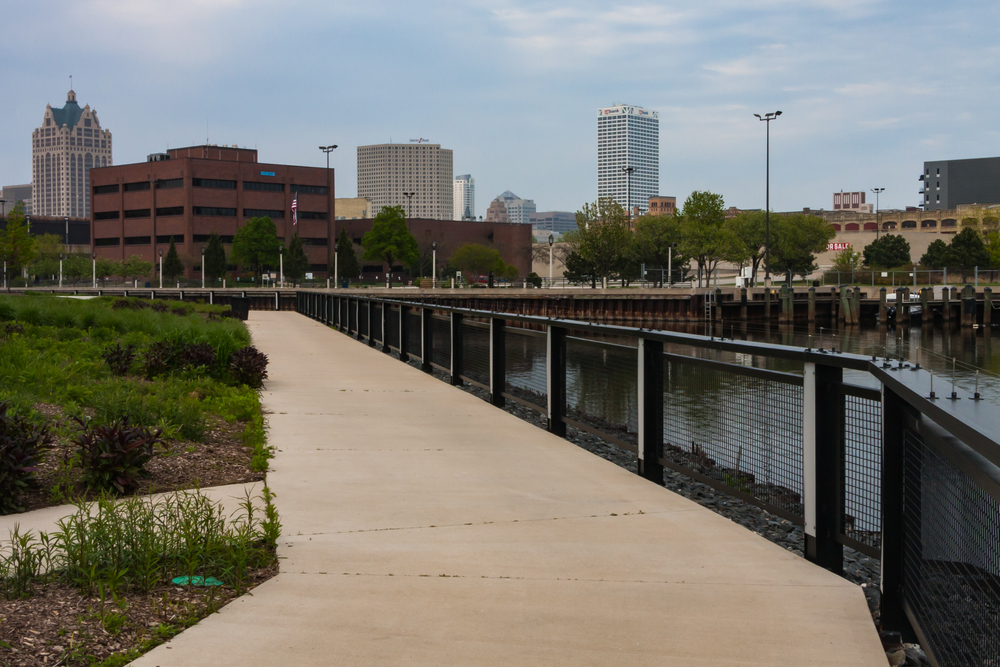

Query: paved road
left=133, top=311, right=885, bottom=666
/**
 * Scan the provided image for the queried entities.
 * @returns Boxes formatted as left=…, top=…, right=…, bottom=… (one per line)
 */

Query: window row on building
left=93, top=207, right=327, bottom=220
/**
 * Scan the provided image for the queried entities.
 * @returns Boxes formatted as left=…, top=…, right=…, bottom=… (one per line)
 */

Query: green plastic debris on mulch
left=171, top=576, right=224, bottom=587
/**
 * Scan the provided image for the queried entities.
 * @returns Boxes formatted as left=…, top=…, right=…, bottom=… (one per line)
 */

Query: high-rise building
left=597, top=103, right=658, bottom=215
left=485, top=198, right=510, bottom=223
left=453, top=174, right=475, bottom=220
left=529, top=211, right=576, bottom=234
left=493, top=190, right=535, bottom=226
left=920, top=157, right=1000, bottom=210
left=0, top=184, right=33, bottom=215
left=32, top=89, right=112, bottom=217
left=357, top=142, right=453, bottom=219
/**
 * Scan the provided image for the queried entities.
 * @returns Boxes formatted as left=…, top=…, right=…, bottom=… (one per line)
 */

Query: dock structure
left=129, top=311, right=885, bottom=666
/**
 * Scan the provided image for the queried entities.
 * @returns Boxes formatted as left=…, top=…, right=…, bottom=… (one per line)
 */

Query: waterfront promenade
left=132, top=311, right=885, bottom=666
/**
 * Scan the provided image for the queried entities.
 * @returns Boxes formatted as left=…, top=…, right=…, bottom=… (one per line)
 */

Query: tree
left=63, top=254, right=89, bottom=284
left=768, top=213, right=835, bottom=283
left=565, top=198, right=631, bottom=283
left=987, top=231, right=1000, bottom=269
left=162, top=237, right=185, bottom=283
left=333, top=228, right=360, bottom=285
left=0, top=203, right=35, bottom=291
left=450, top=243, right=503, bottom=279
left=203, top=232, right=228, bottom=284
left=563, top=250, right=598, bottom=287
left=232, top=216, right=280, bottom=283
left=863, top=234, right=910, bottom=268
left=630, top=214, right=689, bottom=286
left=95, top=258, right=118, bottom=286
left=725, top=210, right=767, bottom=286
left=29, top=233, right=64, bottom=279
left=123, top=255, right=153, bottom=283
left=284, top=232, right=309, bottom=286
left=832, top=247, right=863, bottom=272
left=944, top=227, right=990, bottom=281
left=677, top=191, right=733, bottom=287
left=920, top=239, right=949, bottom=269
left=360, top=206, right=419, bottom=287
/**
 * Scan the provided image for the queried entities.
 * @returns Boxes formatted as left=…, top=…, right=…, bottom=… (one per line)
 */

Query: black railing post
left=450, top=312, right=464, bottom=385
left=367, top=299, right=376, bottom=347
left=489, top=317, right=506, bottom=407
left=880, top=385, right=910, bottom=635
left=381, top=301, right=391, bottom=354
left=638, top=337, right=664, bottom=484
left=547, top=324, right=567, bottom=437
left=399, top=306, right=410, bottom=362
left=421, top=307, right=433, bottom=373
left=805, top=361, right=845, bottom=575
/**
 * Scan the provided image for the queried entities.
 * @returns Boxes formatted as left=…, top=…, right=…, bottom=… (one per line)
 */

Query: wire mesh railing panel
left=405, top=310, right=422, bottom=359
left=566, top=336, right=638, bottom=438
left=462, top=321, right=490, bottom=386
left=843, top=394, right=882, bottom=551
left=431, top=315, right=451, bottom=368
left=903, top=429, right=1000, bottom=667
left=359, top=301, right=369, bottom=338
left=662, top=361, right=805, bottom=517
left=372, top=304, right=383, bottom=343
left=386, top=307, right=400, bottom=349
left=505, top=327, right=547, bottom=407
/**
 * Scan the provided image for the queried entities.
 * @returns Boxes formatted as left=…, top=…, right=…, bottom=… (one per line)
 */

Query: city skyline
left=2, top=2, right=999, bottom=218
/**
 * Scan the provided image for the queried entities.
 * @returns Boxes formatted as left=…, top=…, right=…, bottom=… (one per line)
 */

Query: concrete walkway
left=134, top=311, right=885, bottom=666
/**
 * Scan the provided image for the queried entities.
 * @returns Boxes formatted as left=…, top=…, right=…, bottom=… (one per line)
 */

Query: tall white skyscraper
left=597, top=103, right=658, bottom=215
left=357, top=142, right=453, bottom=219
left=453, top=174, right=475, bottom=220
left=32, top=89, right=113, bottom=217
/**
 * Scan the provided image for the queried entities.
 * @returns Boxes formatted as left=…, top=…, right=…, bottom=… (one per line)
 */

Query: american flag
left=291, top=195, right=298, bottom=226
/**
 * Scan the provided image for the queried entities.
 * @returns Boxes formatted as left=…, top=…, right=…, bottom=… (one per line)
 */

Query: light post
left=334, top=241, right=339, bottom=289
left=622, top=166, right=636, bottom=226
left=58, top=253, right=63, bottom=288
left=871, top=187, right=885, bottom=239
left=548, top=233, right=554, bottom=284
left=92, top=251, right=97, bottom=288
left=0, top=199, right=6, bottom=217
left=158, top=248, right=163, bottom=289
left=64, top=216, right=69, bottom=246
left=318, top=145, right=338, bottom=170
left=668, top=241, right=677, bottom=287
left=753, top=110, right=782, bottom=287
left=403, top=192, right=416, bottom=218
left=200, top=247, right=206, bottom=289
left=279, top=244, right=284, bottom=288
left=432, top=240, right=437, bottom=288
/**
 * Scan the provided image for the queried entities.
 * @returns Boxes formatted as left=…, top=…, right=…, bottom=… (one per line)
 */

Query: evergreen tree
left=203, top=232, right=228, bottom=284
left=163, top=237, right=184, bottom=282
left=863, top=234, right=911, bottom=268
left=232, top=216, right=280, bottom=283
left=334, top=228, right=360, bottom=285
left=284, top=232, right=309, bottom=286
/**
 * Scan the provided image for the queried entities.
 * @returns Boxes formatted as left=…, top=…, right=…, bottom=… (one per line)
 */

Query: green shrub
left=75, top=416, right=163, bottom=494
left=0, top=402, right=52, bottom=514
left=229, top=346, right=268, bottom=388
left=103, top=343, right=136, bottom=376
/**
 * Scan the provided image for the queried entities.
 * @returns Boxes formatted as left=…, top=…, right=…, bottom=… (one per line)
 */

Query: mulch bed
left=0, top=561, right=277, bottom=667
left=17, top=405, right=264, bottom=514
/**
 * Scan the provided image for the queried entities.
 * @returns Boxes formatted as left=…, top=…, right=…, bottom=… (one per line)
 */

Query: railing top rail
left=328, top=293, right=874, bottom=372
left=873, top=362, right=1000, bottom=471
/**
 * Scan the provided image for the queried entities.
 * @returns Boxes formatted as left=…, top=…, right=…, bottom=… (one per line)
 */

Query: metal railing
left=297, top=291, right=1000, bottom=666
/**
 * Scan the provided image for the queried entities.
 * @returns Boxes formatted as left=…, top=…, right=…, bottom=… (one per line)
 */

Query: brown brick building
left=90, top=145, right=334, bottom=278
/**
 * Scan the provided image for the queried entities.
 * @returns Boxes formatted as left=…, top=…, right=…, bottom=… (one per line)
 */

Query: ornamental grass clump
left=75, top=416, right=163, bottom=494
left=0, top=402, right=52, bottom=515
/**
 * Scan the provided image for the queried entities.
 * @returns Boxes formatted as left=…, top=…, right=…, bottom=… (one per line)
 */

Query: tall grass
left=0, top=487, right=281, bottom=600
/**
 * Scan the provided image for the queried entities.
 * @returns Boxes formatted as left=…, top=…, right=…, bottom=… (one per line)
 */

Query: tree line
left=560, top=192, right=836, bottom=287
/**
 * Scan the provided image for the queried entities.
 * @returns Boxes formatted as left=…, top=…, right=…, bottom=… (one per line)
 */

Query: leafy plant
left=103, top=343, right=137, bottom=377
left=0, top=401, right=52, bottom=514
left=75, top=416, right=163, bottom=494
left=181, top=342, right=216, bottom=369
left=151, top=302, right=169, bottom=313
left=112, top=298, right=150, bottom=311
left=142, top=341, right=180, bottom=379
left=229, top=346, right=269, bottom=388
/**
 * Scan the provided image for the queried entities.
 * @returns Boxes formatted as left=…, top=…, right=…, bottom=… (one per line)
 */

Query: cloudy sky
left=3, top=0, right=998, bottom=217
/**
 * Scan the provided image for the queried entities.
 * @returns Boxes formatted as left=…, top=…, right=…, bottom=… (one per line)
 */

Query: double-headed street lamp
left=318, top=145, right=338, bottom=169
left=622, top=166, right=636, bottom=226
left=754, top=110, right=782, bottom=288
left=871, top=187, right=885, bottom=238
left=403, top=191, right=416, bottom=218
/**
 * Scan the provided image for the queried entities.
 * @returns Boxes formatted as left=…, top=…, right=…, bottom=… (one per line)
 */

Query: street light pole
left=403, top=191, right=416, bottom=218
left=158, top=249, right=163, bottom=289
left=622, top=166, right=636, bottom=226
left=871, top=187, right=884, bottom=239
left=432, top=240, right=437, bottom=288
left=548, top=233, right=554, bottom=284
left=200, top=247, right=206, bottom=289
left=279, top=245, right=284, bottom=288
left=668, top=242, right=677, bottom=287
left=92, top=251, right=97, bottom=288
left=59, top=253, right=63, bottom=288
left=334, top=241, right=339, bottom=289
left=754, top=110, right=782, bottom=288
